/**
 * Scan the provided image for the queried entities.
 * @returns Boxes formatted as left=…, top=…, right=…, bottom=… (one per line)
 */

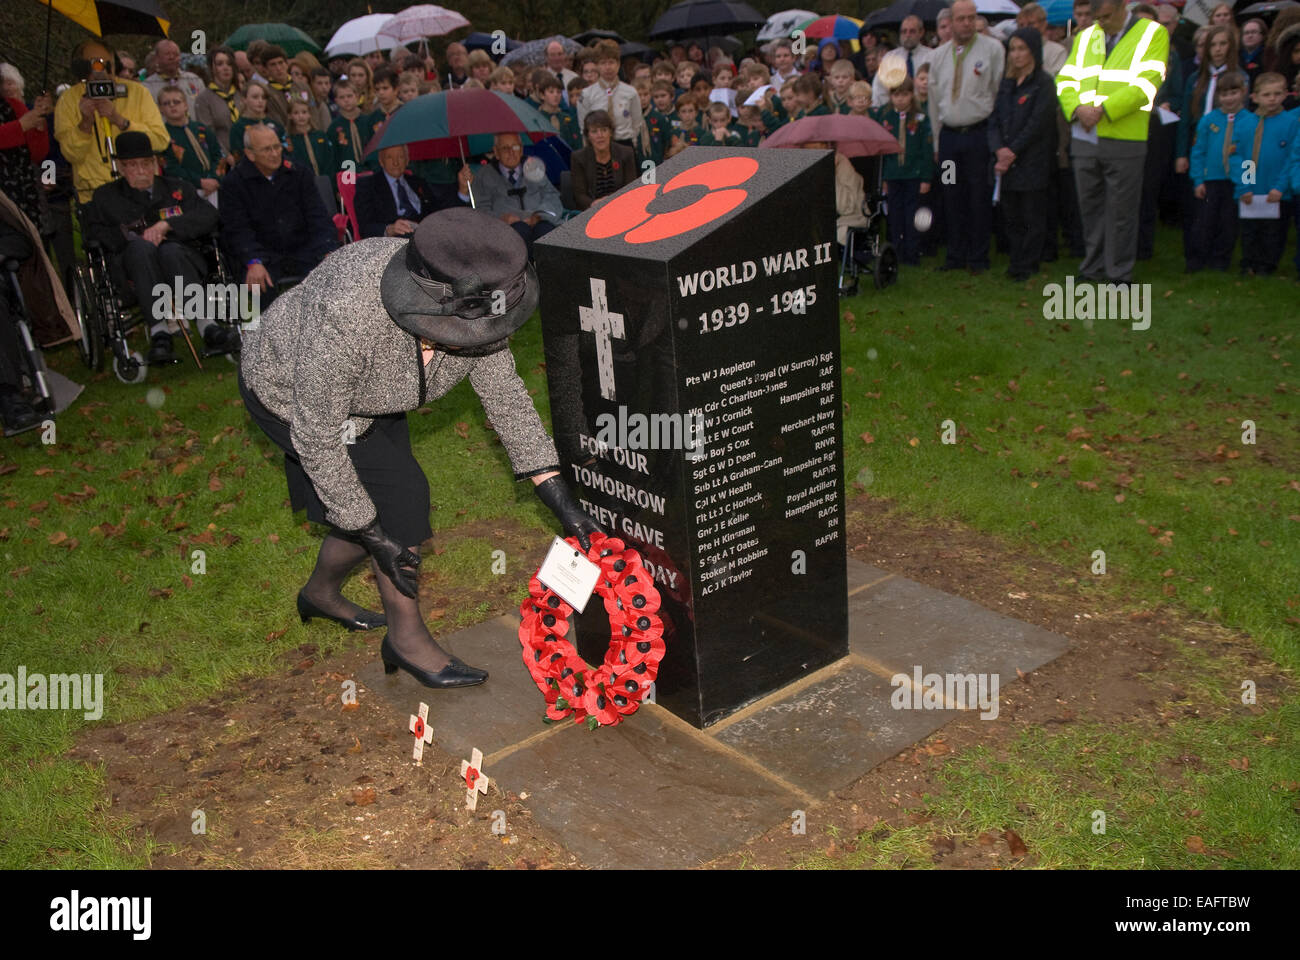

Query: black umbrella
left=619, top=41, right=658, bottom=59
left=462, top=31, right=522, bottom=58
left=649, top=0, right=766, bottom=41
left=1235, top=0, right=1298, bottom=21
left=865, top=0, right=952, bottom=31
left=572, top=29, right=628, bottom=45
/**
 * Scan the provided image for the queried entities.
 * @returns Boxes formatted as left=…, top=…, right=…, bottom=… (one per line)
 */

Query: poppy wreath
left=518, top=532, right=665, bottom=729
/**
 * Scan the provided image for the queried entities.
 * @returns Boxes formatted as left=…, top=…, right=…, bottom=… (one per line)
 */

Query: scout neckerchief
left=1249, top=110, right=1270, bottom=173
left=1222, top=111, right=1235, bottom=175
left=183, top=124, right=211, bottom=172
left=897, top=109, right=907, bottom=153
left=208, top=82, right=239, bottom=122
left=295, top=131, right=322, bottom=175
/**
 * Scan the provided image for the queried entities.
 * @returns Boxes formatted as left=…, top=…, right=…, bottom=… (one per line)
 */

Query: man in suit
left=220, top=123, right=338, bottom=298
left=355, top=145, right=473, bottom=238
left=84, top=131, right=237, bottom=364
left=872, top=16, right=936, bottom=106
left=472, top=132, right=564, bottom=256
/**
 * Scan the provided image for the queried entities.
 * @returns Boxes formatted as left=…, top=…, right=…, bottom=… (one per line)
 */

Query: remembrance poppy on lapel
left=171, top=189, right=183, bottom=201
left=1018, top=94, right=1028, bottom=105
left=612, top=160, right=620, bottom=170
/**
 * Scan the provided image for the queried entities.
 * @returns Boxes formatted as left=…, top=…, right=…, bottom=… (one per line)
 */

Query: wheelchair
left=71, top=201, right=240, bottom=384
left=1, top=226, right=56, bottom=435
left=838, top=155, right=898, bottom=297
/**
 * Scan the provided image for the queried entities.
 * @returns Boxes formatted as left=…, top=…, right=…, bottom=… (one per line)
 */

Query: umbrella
left=798, top=14, right=865, bottom=40
left=37, top=0, right=168, bottom=36
left=376, top=4, right=471, bottom=48
left=976, top=0, right=1023, bottom=22
left=864, top=0, right=952, bottom=30
left=324, top=13, right=399, bottom=58
left=36, top=0, right=170, bottom=91
left=462, top=31, right=523, bottom=56
left=757, top=9, right=819, bottom=41
left=616, top=41, right=657, bottom=60
left=500, top=35, right=582, bottom=69
left=1038, top=0, right=1076, bottom=25
left=225, top=23, right=321, bottom=57
left=649, top=1, right=767, bottom=40
left=760, top=113, right=901, bottom=158
left=1235, top=0, right=1299, bottom=20
left=366, top=89, right=558, bottom=206
left=678, top=34, right=744, bottom=54
left=572, top=29, right=627, bottom=45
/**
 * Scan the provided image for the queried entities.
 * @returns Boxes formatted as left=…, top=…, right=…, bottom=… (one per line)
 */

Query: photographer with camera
left=53, top=40, right=168, bottom=203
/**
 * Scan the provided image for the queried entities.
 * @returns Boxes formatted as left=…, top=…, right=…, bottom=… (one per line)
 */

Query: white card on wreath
left=538, top=537, right=601, bottom=613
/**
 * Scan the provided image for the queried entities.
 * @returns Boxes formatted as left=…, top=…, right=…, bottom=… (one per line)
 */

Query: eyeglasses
left=496, top=143, right=523, bottom=152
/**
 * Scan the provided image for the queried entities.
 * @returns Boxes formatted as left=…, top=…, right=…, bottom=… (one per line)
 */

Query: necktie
left=907, top=50, right=914, bottom=77
left=952, top=43, right=972, bottom=100
left=509, top=167, right=519, bottom=186
left=1222, top=113, right=1234, bottom=175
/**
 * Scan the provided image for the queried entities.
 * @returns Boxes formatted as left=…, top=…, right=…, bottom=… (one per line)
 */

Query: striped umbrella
left=796, top=14, right=865, bottom=39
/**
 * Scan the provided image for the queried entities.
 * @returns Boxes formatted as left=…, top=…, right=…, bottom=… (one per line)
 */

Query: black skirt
left=239, top=373, right=432, bottom=546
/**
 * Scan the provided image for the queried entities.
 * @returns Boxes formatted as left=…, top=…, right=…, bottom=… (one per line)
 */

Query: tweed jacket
left=239, top=238, right=561, bottom=532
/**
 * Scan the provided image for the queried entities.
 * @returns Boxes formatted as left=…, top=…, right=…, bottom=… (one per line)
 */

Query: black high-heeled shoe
left=380, top=635, right=488, bottom=688
left=297, top=591, right=386, bottom=631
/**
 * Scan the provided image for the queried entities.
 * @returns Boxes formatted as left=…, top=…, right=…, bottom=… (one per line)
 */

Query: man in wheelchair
left=83, top=130, right=238, bottom=364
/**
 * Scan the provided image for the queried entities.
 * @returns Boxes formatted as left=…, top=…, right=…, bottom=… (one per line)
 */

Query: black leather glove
left=534, top=475, right=602, bottom=551
left=352, top=519, right=420, bottom=599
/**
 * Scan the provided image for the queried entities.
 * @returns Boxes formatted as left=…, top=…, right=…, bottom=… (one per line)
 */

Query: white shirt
left=872, top=44, right=936, bottom=106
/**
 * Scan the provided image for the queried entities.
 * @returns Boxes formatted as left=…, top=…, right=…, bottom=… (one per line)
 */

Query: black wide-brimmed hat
left=115, top=130, right=155, bottom=160
left=380, top=207, right=538, bottom=349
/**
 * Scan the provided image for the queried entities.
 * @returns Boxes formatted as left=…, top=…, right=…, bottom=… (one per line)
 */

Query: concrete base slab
left=364, top=559, right=1069, bottom=867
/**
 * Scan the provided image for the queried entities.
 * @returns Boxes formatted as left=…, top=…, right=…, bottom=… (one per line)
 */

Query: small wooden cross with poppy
left=460, top=747, right=489, bottom=811
left=409, top=701, right=433, bottom=765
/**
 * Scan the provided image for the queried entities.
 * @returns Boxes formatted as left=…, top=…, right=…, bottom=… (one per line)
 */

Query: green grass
left=1, top=225, right=1296, bottom=868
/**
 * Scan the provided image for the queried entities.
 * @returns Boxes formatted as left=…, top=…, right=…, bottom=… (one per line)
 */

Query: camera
left=86, top=78, right=119, bottom=100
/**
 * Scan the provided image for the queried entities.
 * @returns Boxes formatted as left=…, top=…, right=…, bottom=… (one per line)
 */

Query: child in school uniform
left=157, top=85, right=224, bottom=201
left=647, top=81, right=677, bottom=161
left=1188, top=72, right=1248, bottom=271
left=871, top=77, right=934, bottom=266
left=537, top=72, right=583, bottom=150
left=285, top=99, right=333, bottom=178
left=825, top=61, right=856, bottom=114
left=699, top=102, right=742, bottom=145
left=1235, top=73, right=1298, bottom=275
left=229, top=82, right=286, bottom=163
left=327, top=79, right=379, bottom=174
left=672, top=95, right=702, bottom=146
left=735, top=105, right=765, bottom=146
left=791, top=74, right=831, bottom=119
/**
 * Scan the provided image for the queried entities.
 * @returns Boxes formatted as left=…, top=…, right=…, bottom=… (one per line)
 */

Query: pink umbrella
left=761, top=114, right=901, bottom=158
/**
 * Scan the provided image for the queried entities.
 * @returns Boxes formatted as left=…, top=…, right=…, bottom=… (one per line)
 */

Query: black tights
left=303, top=533, right=453, bottom=671
left=372, top=545, right=455, bottom=672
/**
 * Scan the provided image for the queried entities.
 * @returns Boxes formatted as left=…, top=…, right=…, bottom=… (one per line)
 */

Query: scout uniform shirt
left=327, top=110, right=379, bottom=174
left=578, top=80, right=641, bottom=142
left=871, top=107, right=936, bottom=181
left=1189, top=107, right=1245, bottom=185
left=1230, top=109, right=1297, bottom=199
left=698, top=125, right=742, bottom=146
left=162, top=120, right=222, bottom=188
left=644, top=107, right=672, bottom=163
left=540, top=103, right=583, bottom=151
left=287, top=128, right=334, bottom=177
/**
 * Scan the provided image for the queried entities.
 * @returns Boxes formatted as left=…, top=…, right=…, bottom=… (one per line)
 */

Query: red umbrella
left=761, top=114, right=901, bottom=158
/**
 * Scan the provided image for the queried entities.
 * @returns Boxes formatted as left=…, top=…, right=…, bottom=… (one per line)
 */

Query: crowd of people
left=2, top=1, right=1300, bottom=430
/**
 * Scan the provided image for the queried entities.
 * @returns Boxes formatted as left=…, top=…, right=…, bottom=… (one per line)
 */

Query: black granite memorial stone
left=535, top=147, right=847, bottom=729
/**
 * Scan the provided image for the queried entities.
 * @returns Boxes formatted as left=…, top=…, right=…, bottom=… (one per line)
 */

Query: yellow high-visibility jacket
left=1056, top=16, right=1168, bottom=142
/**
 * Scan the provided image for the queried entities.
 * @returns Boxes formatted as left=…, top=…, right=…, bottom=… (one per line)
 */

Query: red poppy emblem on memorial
left=518, top=533, right=665, bottom=728
left=584, top=155, right=759, bottom=244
